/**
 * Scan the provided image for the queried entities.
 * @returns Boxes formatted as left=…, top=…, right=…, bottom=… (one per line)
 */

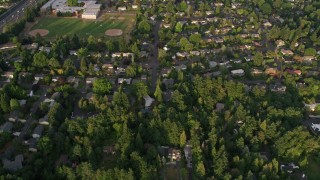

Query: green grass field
left=30, top=14, right=135, bottom=39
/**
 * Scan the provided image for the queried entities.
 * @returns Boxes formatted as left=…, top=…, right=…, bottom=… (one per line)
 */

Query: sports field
left=29, top=14, right=136, bottom=39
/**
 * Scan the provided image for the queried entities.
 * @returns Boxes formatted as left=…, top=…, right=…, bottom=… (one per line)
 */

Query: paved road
left=0, top=0, right=38, bottom=32
left=19, top=85, right=48, bottom=140
left=150, top=21, right=160, bottom=92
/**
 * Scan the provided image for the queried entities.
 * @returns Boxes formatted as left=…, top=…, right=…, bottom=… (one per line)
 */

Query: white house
left=143, top=95, right=154, bottom=108
left=231, top=69, right=245, bottom=76
left=32, top=125, right=44, bottom=138
left=117, top=6, right=127, bottom=11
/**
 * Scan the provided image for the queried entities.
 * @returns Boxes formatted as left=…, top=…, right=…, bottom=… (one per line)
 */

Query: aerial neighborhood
left=0, top=0, right=320, bottom=179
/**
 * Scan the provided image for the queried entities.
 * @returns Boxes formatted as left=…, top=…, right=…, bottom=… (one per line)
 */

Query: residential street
left=18, top=85, right=49, bottom=140
left=150, top=21, right=160, bottom=93
left=3, top=85, right=48, bottom=158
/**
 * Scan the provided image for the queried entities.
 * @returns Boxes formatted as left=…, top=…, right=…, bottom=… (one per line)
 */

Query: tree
left=25, top=8, right=36, bottom=22
left=126, top=65, right=137, bottom=78
left=106, top=41, right=115, bottom=52
left=179, top=37, right=189, bottom=49
left=175, top=22, right=183, bottom=33
left=135, top=133, right=143, bottom=151
left=196, top=162, right=205, bottom=177
left=261, top=3, right=272, bottom=15
left=179, top=131, right=186, bottom=147
left=253, top=52, right=264, bottom=66
left=187, top=5, right=193, bottom=17
left=67, top=0, right=78, bottom=7
left=10, top=99, right=19, bottom=111
left=48, top=58, right=61, bottom=69
left=304, top=48, right=316, bottom=56
left=166, top=1, right=175, bottom=13
left=178, top=1, right=188, bottom=12
left=185, top=43, right=194, bottom=51
left=189, top=33, right=201, bottom=45
left=77, top=48, right=88, bottom=59
left=172, top=90, right=186, bottom=111
left=37, top=136, right=53, bottom=155
left=112, top=90, right=130, bottom=109
left=80, top=58, right=88, bottom=72
left=274, top=126, right=320, bottom=161
left=133, top=82, right=148, bottom=101
left=33, top=52, right=48, bottom=68
left=154, top=80, right=163, bottom=102
left=138, top=20, right=151, bottom=33
left=63, top=59, right=76, bottom=75
left=213, top=145, right=228, bottom=177
left=93, top=78, right=112, bottom=95
left=131, top=43, right=140, bottom=57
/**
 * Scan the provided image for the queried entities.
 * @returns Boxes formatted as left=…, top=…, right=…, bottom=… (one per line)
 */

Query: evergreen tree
left=154, top=80, right=163, bottom=102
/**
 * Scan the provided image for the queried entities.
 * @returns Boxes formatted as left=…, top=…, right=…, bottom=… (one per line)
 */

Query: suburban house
left=103, top=145, right=115, bottom=155
left=143, top=95, right=154, bottom=109
left=161, top=68, right=172, bottom=77
left=2, top=154, right=24, bottom=171
left=304, top=103, right=319, bottom=112
left=0, top=122, right=13, bottom=133
left=216, top=103, right=225, bottom=112
left=173, top=64, right=187, bottom=71
left=276, top=40, right=285, bottom=47
left=284, top=68, right=301, bottom=76
left=34, top=74, right=45, bottom=81
left=265, top=68, right=278, bottom=76
left=118, top=78, right=132, bottom=85
left=176, top=52, right=188, bottom=58
left=162, top=78, right=174, bottom=89
left=39, top=114, right=49, bottom=125
left=32, top=125, right=44, bottom=139
left=117, top=6, right=127, bottom=11
left=84, top=92, right=93, bottom=101
left=209, top=61, right=218, bottom=68
left=263, top=21, right=272, bottom=27
left=303, top=56, right=315, bottom=62
left=86, top=77, right=97, bottom=85
left=27, top=138, right=38, bottom=152
left=163, top=91, right=173, bottom=102
left=270, top=83, right=286, bottom=93
left=8, top=111, right=19, bottom=122
left=168, top=148, right=181, bottom=161
left=231, top=69, right=245, bottom=76
left=252, top=68, right=264, bottom=75
left=281, top=49, right=294, bottom=56
left=2, top=71, right=14, bottom=79
left=280, top=163, right=300, bottom=174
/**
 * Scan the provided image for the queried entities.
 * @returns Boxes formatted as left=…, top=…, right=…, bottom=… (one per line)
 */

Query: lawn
left=164, top=165, right=180, bottom=180
left=30, top=13, right=136, bottom=39
left=306, top=156, right=320, bottom=179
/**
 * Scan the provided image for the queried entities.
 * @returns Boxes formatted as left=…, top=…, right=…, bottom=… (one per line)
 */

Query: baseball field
left=28, top=13, right=136, bottom=39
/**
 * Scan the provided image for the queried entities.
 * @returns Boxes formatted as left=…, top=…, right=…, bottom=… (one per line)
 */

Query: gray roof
left=33, top=125, right=44, bottom=136
left=0, top=122, right=13, bottom=133
left=2, top=154, right=24, bottom=171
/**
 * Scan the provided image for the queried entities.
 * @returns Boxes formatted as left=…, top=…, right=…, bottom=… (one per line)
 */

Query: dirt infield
left=29, top=29, right=49, bottom=37
left=105, top=29, right=123, bottom=36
